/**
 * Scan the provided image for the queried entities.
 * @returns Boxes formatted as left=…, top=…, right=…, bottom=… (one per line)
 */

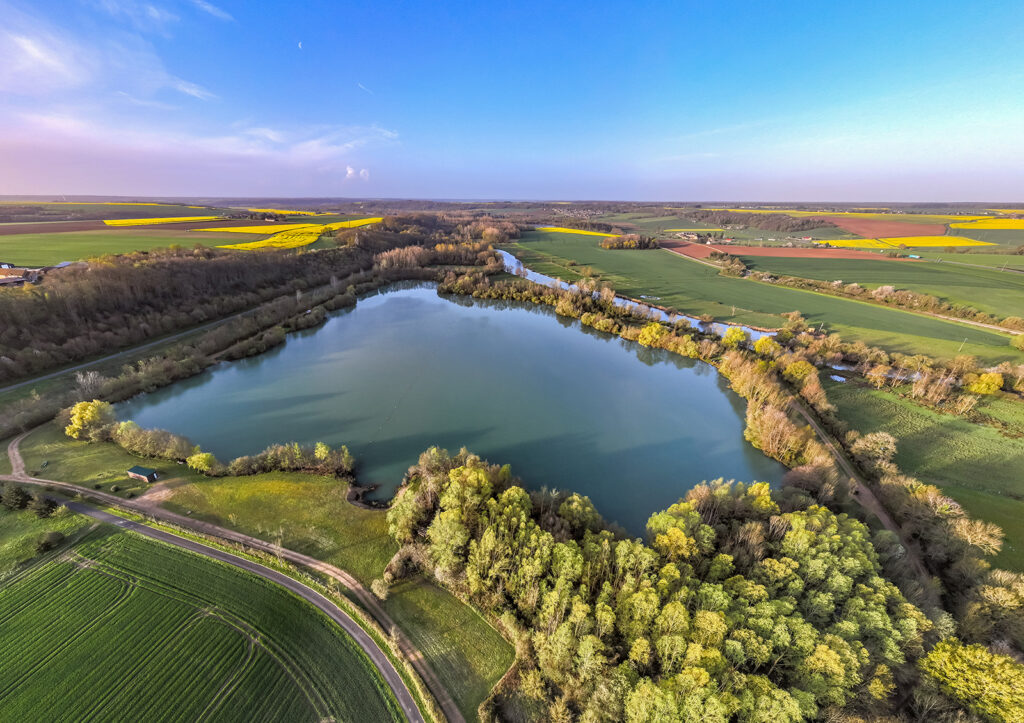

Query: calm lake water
left=118, top=284, right=784, bottom=534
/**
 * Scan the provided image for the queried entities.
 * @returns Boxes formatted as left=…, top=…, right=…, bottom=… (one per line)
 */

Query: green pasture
left=0, top=525, right=402, bottom=721
left=510, top=231, right=1022, bottom=363
left=825, top=379, right=1024, bottom=571
left=0, top=230, right=233, bottom=266
left=0, top=507, right=89, bottom=578
left=737, top=256, right=1024, bottom=319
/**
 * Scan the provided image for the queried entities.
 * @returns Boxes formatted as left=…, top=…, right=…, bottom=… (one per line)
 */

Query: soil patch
left=824, top=217, right=945, bottom=237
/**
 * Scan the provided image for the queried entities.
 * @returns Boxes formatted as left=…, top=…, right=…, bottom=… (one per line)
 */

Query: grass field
left=736, top=256, right=1024, bottom=319
left=19, top=423, right=209, bottom=499
left=0, top=507, right=89, bottom=579
left=163, top=474, right=396, bottom=586
left=384, top=578, right=514, bottom=721
left=824, top=380, right=1024, bottom=571
left=0, top=440, right=9, bottom=476
left=0, top=524, right=403, bottom=721
left=510, top=231, right=1022, bottom=363
left=0, top=230, right=229, bottom=266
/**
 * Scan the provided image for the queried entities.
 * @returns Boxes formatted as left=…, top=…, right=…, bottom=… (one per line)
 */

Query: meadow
left=0, top=525, right=403, bottom=721
left=510, top=231, right=1022, bottom=363
left=0, top=507, right=88, bottom=578
left=0, top=230, right=230, bottom=266
left=824, top=379, right=1024, bottom=571
left=18, top=423, right=515, bottom=720
left=736, top=255, right=1024, bottom=319
left=909, top=251, right=1024, bottom=267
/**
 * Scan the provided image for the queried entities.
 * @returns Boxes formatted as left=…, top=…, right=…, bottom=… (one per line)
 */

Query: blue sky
left=1, top=0, right=1022, bottom=200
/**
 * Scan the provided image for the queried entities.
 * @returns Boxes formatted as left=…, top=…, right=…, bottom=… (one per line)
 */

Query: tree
left=753, top=336, right=781, bottom=358
left=968, top=372, right=1004, bottom=395
left=29, top=491, right=55, bottom=518
left=1, top=483, right=29, bottom=510
left=918, top=638, right=1024, bottom=722
left=186, top=451, right=221, bottom=475
left=637, top=323, right=669, bottom=348
left=64, top=400, right=115, bottom=440
left=722, top=326, right=749, bottom=350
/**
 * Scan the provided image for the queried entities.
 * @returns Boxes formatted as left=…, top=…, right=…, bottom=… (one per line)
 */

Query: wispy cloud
left=90, top=0, right=179, bottom=34
left=190, top=0, right=233, bottom=22
left=172, top=78, right=215, bottom=100
left=357, top=82, right=374, bottom=95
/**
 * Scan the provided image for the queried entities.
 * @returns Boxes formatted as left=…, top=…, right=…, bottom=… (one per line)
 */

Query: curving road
left=2, top=435, right=426, bottom=723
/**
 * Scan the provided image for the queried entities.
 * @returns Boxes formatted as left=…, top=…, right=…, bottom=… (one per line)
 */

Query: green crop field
left=384, top=578, right=515, bottom=721
left=824, top=380, right=1024, bottom=571
left=509, top=231, right=1023, bottom=363
left=736, top=256, right=1024, bottom=319
left=0, top=230, right=235, bottom=267
left=164, top=474, right=396, bottom=586
left=871, top=251, right=1024, bottom=269
left=0, top=524, right=402, bottom=721
left=17, top=424, right=514, bottom=718
left=163, top=477, right=516, bottom=718
left=594, top=213, right=858, bottom=241
left=947, top=228, right=1024, bottom=246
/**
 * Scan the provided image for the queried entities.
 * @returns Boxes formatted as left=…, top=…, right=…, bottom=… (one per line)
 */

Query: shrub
left=35, top=531, right=65, bottom=553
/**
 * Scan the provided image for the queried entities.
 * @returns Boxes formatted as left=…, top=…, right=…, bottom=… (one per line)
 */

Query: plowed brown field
left=662, top=241, right=892, bottom=260
left=824, top=217, right=945, bottom=237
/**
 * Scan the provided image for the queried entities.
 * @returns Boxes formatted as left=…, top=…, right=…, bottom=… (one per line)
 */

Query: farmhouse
left=126, top=466, right=159, bottom=483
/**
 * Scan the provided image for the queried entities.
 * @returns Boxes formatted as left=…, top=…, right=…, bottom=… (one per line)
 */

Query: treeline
left=682, top=210, right=835, bottom=233
left=0, top=265, right=396, bottom=440
left=0, top=226, right=423, bottom=383
left=62, top=400, right=355, bottom=480
left=708, top=251, right=749, bottom=277
left=599, top=235, right=659, bottom=250
left=379, top=447, right=1007, bottom=721
left=374, top=240, right=503, bottom=270
left=752, top=270, right=1024, bottom=333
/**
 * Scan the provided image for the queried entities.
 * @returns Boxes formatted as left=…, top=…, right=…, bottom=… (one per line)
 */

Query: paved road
left=2, top=436, right=426, bottom=723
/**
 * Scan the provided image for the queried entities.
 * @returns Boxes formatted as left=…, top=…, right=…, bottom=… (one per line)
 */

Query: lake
left=117, top=283, right=785, bottom=534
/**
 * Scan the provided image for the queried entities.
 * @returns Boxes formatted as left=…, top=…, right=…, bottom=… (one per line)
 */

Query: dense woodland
left=682, top=210, right=836, bottom=233
left=383, top=447, right=1020, bottom=721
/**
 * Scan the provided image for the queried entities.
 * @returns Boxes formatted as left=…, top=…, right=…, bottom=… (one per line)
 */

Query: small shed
left=127, top=466, right=159, bottom=483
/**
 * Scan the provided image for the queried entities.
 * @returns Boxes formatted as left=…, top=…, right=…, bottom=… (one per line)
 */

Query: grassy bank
left=509, top=230, right=1021, bottom=363
left=825, top=380, right=1024, bottom=570
left=16, top=422, right=515, bottom=720
left=0, top=523, right=403, bottom=721
left=737, top=255, right=1024, bottom=319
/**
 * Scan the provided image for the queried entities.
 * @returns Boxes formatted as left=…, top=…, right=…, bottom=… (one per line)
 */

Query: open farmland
left=217, top=217, right=382, bottom=250
left=910, top=251, right=1024, bottom=268
left=665, top=241, right=885, bottom=260
left=824, top=379, right=1024, bottom=572
left=736, top=255, right=1024, bottom=319
left=823, top=216, right=945, bottom=237
left=102, top=216, right=221, bottom=226
left=0, top=230, right=233, bottom=266
left=509, top=230, right=1022, bottom=362
left=161, top=467, right=515, bottom=718
left=947, top=228, right=1024, bottom=246
left=828, top=235, right=993, bottom=249
left=951, top=219, right=1024, bottom=230
left=0, top=526, right=402, bottom=721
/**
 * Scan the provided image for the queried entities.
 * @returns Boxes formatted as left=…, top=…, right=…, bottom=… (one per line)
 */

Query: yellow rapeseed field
left=829, top=236, right=994, bottom=249
left=950, top=219, right=1024, bottom=230
left=103, top=216, right=220, bottom=226
left=195, top=224, right=316, bottom=234
left=535, top=226, right=619, bottom=237
left=218, top=218, right=382, bottom=250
